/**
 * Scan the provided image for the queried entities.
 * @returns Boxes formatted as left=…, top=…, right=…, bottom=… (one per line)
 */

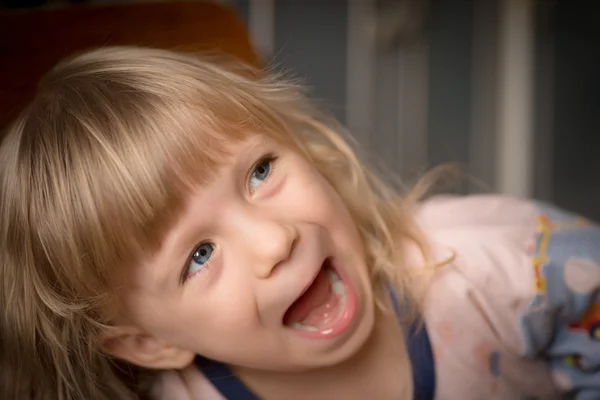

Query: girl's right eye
left=185, top=242, right=215, bottom=281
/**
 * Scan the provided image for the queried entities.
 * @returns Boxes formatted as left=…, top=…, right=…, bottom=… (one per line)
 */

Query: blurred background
left=1, top=0, right=598, bottom=220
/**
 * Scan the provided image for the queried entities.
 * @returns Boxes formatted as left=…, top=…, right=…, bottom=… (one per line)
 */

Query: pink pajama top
left=418, top=195, right=600, bottom=399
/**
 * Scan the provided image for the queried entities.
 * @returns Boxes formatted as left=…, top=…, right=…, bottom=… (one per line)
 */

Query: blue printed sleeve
left=518, top=203, right=600, bottom=399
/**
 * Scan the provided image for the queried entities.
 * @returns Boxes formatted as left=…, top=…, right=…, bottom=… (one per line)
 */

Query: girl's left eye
left=184, top=242, right=214, bottom=281
left=249, top=156, right=275, bottom=190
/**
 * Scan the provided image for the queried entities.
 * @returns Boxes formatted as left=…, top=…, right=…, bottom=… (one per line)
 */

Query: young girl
left=0, top=46, right=598, bottom=400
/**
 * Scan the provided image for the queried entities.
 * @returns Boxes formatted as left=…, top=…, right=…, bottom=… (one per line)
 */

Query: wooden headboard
left=0, top=1, right=260, bottom=130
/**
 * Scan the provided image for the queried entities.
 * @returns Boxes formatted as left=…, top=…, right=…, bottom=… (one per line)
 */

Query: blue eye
left=249, top=157, right=273, bottom=190
left=188, top=242, right=214, bottom=276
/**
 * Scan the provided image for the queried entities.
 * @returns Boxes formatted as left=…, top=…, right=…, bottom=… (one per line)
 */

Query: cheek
left=292, top=173, right=365, bottom=261
left=154, top=285, right=259, bottom=348
left=286, top=167, right=350, bottom=221
left=308, top=175, right=359, bottom=236
left=201, top=288, right=257, bottom=332
left=123, top=279, right=252, bottom=338
left=303, top=173, right=366, bottom=259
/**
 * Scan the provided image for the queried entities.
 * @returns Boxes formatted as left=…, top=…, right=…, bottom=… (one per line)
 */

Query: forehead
left=186, top=132, right=272, bottom=182
left=143, top=134, right=275, bottom=243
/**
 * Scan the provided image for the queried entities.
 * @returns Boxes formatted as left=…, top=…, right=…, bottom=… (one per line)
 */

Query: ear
left=100, top=326, right=195, bottom=370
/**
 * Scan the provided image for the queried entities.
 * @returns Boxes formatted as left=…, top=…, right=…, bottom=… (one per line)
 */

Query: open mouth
left=283, top=258, right=355, bottom=338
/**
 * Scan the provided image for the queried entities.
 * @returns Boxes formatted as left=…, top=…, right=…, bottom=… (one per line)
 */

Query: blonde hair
left=0, top=46, right=432, bottom=399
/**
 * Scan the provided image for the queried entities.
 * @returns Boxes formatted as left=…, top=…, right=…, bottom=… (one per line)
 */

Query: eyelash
left=181, top=242, right=214, bottom=283
left=248, top=153, right=278, bottom=193
left=181, top=153, right=279, bottom=284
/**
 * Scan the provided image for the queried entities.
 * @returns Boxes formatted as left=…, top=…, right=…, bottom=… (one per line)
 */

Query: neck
left=233, top=306, right=413, bottom=400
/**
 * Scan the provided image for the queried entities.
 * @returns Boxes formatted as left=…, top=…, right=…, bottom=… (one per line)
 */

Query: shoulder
left=418, top=194, right=600, bottom=290
left=416, top=194, right=538, bottom=232
left=419, top=194, right=600, bottom=311
left=416, top=195, right=540, bottom=294
left=416, top=194, right=600, bottom=287
left=420, top=195, right=600, bottom=397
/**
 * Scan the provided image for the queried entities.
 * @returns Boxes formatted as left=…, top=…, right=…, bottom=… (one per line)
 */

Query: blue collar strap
left=195, top=356, right=260, bottom=400
left=405, top=321, right=436, bottom=400
left=388, top=288, right=436, bottom=400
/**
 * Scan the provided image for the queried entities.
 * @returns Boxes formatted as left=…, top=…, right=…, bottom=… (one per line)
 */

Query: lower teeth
left=289, top=321, right=319, bottom=331
left=287, top=268, right=347, bottom=331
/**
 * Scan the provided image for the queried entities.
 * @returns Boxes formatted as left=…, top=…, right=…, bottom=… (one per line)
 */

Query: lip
left=283, top=257, right=358, bottom=340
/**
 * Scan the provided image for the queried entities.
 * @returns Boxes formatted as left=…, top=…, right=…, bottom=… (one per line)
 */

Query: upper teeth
left=326, top=268, right=345, bottom=296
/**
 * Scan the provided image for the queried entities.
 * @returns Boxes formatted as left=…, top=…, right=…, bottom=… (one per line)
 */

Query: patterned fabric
left=520, top=203, right=600, bottom=399
left=416, top=195, right=600, bottom=399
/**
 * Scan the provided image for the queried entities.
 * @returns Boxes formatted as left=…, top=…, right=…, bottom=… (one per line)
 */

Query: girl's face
left=121, top=134, right=375, bottom=371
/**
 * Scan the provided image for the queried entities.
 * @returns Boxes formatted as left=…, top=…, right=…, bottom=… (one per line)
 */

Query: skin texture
left=102, top=134, right=411, bottom=398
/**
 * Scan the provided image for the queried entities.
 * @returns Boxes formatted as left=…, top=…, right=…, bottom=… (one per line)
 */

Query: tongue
left=284, top=268, right=332, bottom=325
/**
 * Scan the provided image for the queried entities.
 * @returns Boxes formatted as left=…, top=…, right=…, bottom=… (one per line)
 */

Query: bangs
left=16, top=47, right=298, bottom=299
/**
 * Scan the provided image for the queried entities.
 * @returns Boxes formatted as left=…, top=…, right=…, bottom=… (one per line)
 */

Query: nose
left=231, top=207, right=298, bottom=279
